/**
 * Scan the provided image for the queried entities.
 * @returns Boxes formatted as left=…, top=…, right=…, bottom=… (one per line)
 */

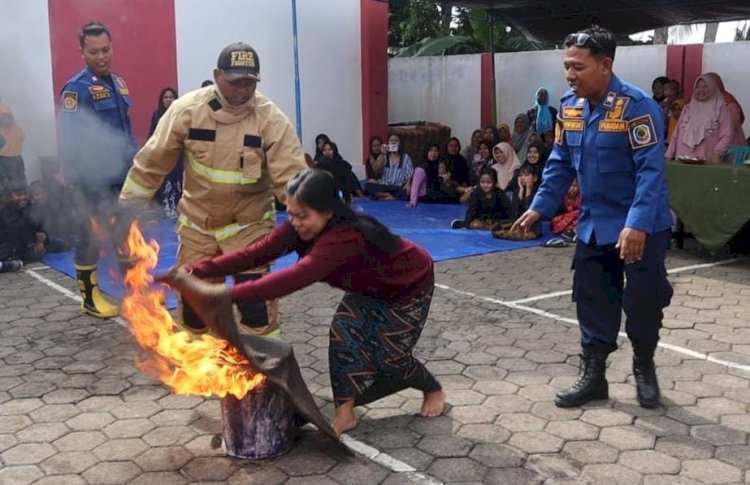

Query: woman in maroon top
left=176, top=168, right=444, bottom=435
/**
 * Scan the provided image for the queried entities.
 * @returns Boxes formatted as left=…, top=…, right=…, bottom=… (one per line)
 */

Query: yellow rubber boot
left=75, top=265, right=120, bottom=319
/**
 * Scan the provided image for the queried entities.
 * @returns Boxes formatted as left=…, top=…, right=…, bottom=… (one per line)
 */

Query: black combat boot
left=555, top=349, right=609, bottom=408
left=633, top=354, right=660, bottom=408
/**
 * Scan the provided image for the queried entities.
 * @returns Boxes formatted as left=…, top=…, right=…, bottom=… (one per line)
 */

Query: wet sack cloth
left=156, top=268, right=352, bottom=456
left=491, top=222, right=539, bottom=240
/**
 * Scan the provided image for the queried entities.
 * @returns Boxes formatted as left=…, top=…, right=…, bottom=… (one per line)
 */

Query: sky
left=631, top=20, right=749, bottom=44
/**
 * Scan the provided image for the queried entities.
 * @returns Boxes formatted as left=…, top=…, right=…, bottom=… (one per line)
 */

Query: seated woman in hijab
left=666, top=74, right=736, bottom=163
left=409, top=144, right=459, bottom=208
left=313, top=133, right=331, bottom=163
left=490, top=142, right=522, bottom=196
left=511, top=114, right=532, bottom=162
left=527, top=88, right=557, bottom=138
left=706, top=72, right=747, bottom=146
left=316, top=141, right=362, bottom=204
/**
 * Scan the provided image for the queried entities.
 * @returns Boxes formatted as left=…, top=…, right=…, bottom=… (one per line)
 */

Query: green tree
left=388, top=0, right=441, bottom=49
left=389, top=1, right=552, bottom=56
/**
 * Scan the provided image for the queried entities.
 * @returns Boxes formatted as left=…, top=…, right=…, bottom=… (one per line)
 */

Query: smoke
left=0, top=1, right=61, bottom=182
left=57, top=106, right=136, bottom=187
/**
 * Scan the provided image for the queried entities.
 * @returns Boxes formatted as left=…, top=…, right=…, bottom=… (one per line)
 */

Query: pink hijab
left=491, top=142, right=522, bottom=190
left=682, top=74, right=725, bottom=149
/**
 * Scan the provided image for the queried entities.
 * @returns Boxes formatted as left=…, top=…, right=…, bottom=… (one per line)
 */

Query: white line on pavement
left=26, top=269, right=80, bottom=301
left=341, top=434, right=443, bottom=483
left=25, top=268, right=444, bottom=483
left=25, top=269, right=128, bottom=328
left=506, top=257, right=744, bottom=305
left=436, top=283, right=750, bottom=375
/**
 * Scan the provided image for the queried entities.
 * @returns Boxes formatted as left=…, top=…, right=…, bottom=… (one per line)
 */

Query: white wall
left=495, top=44, right=668, bottom=126
left=388, top=45, right=670, bottom=148
left=297, top=0, right=363, bottom=174
left=175, top=1, right=298, bottom=127
left=495, top=50, right=569, bottom=127
left=703, top=41, right=750, bottom=136
left=175, top=0, right=364, bottom=174
left=0, top=0, right=57, bottom=181
left=389, top=55, right=481, bottom=146
left=612, top=44, right=669, bottom=98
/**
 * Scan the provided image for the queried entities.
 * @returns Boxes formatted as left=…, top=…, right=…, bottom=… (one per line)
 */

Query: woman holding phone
left=363, top=133, right=414, bottom=200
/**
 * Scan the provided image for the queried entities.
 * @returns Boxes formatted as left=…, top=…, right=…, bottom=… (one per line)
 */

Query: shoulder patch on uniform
left=62, top=91, right=78, bottom=111
left=605, top=97, right=630, bottom=121
left=603, top=92, right=617, bottom=109
left=628, top=114, right=659, bottom=150
left=116, top=77, right=129, bottom=95
left=554, top=118, right=564, bottom=145
left=89, top=85, right=112, bottom=101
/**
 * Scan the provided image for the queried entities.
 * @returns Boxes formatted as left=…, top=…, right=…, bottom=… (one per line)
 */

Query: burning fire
left=120, top=221, right=265, bottom=399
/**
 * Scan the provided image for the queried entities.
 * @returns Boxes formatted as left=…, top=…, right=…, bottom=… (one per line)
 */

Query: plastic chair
left=726, top=145, right=750, bottom=165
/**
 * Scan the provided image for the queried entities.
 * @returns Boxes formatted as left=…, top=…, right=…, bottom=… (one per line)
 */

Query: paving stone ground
left=1, top=239, right=749, bottom=484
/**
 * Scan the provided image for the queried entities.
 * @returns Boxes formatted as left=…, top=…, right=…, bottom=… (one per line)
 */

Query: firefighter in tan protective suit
left=119, top=42, right=307, bottom=336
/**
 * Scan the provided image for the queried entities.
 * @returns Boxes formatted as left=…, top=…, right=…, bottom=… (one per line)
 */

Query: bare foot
left=330, top=401, right=358, bottom=436
left=421, top=389, right=446, bottom=417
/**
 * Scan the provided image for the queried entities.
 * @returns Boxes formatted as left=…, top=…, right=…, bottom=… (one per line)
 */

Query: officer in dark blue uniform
left=512, top=26, right=673, bottom=409
left=59, top=21, right=137, bottom=319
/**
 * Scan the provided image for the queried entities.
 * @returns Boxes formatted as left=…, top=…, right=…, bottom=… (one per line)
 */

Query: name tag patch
left=562, top=120, right=584, bottom=131
left=89, top=85, right=112, bottom=101
left=599, top=120, right=627, bottom=132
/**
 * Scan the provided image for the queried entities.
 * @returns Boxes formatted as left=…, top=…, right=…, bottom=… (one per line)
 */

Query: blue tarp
left=43, top=199, right=551, bottom=308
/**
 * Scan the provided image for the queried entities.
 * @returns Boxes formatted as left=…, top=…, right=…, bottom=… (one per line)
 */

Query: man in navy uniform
left=59, top=21, right=137, bottom=318
left=512, top=26, right=673, bottom=409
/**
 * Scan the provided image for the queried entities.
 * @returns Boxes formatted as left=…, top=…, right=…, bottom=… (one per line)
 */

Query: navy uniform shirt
left=59, top=66, right=137, bottom=186
left=530, top=74, right=672, bottom=245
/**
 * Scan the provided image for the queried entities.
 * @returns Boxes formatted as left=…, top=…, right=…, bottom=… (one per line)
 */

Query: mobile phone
left=387, top=144, right=398, bottom=152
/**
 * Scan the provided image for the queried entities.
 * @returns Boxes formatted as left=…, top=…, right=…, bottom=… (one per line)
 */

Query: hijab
left=445, top=137, right=469, bottom=185
left=682, top=75, right=725, bottom=149
left=314, top=133, right=331, bottom=161
left=705, top=72, right=745, bottom=124
left=497, top=123, right=512, bottom=144
left=491, top=142, right=522, bottom=190
left=511, top=113, right=531, bottom=154
left=534, top=88, right=554, bottom=134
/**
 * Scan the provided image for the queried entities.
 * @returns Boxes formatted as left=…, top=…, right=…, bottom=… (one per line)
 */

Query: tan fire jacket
left=120, top=86, right=306, bottom=234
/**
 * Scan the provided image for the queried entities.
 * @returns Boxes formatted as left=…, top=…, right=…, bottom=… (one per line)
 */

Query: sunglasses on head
left=566, top=32, right=602, bottom=51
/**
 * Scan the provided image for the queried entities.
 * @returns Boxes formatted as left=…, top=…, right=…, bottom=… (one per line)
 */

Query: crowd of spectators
left=2, top=69, right=749, bottom=274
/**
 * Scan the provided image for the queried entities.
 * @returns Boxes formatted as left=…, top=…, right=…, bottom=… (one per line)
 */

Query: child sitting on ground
left=0, top=181, right=46, bottom=271
left=29, top=180, right=72, bottom=252
left=451, top=168, right=513, bottom=230
left=492, top=165, right=541, bottom=240
left=550, top=178, right=580, bottom=240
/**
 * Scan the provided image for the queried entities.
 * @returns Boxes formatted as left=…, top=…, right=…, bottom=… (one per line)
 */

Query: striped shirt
left=381, top=154, right=414, bottom=186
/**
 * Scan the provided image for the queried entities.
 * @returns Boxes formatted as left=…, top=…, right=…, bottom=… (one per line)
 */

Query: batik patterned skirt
left=328, top=278, right=441, bottom=407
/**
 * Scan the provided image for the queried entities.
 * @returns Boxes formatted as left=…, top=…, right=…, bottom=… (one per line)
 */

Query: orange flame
left=120, top=221, right=264, bottom=399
